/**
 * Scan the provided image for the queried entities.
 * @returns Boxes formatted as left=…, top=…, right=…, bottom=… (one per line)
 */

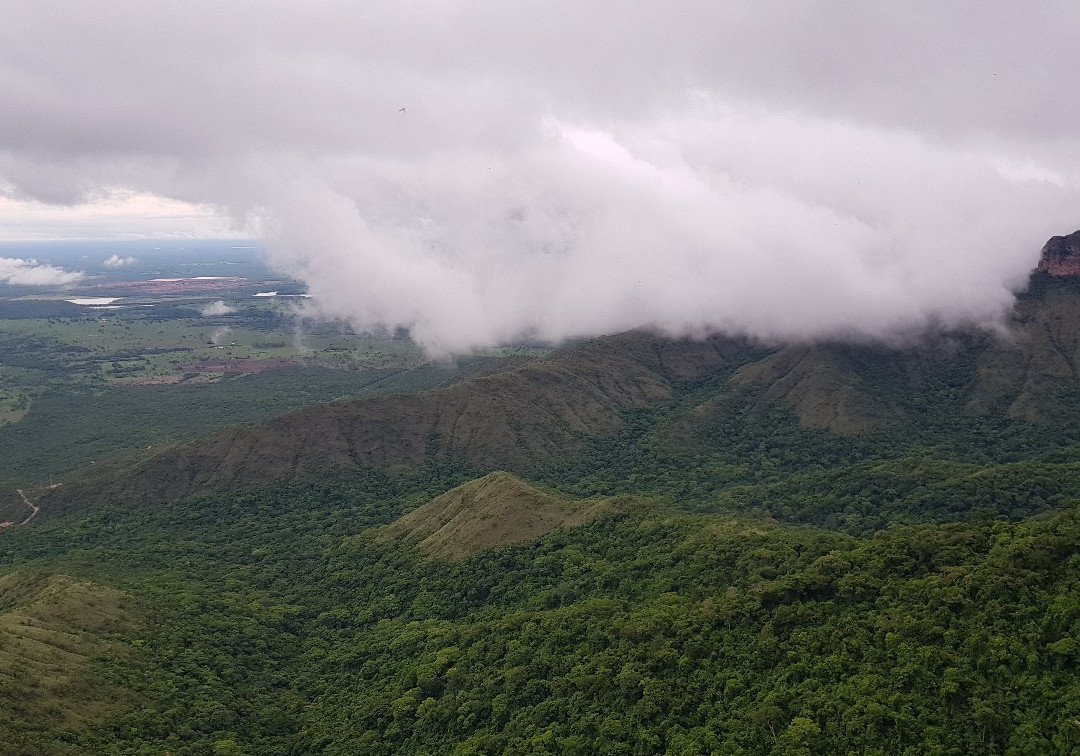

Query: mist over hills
left=38, top=234, right=1080, bottom=519
left=7, top=4, right=1080, bottom=352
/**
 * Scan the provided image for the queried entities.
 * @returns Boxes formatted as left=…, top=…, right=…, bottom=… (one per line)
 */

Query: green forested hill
left=38, top=331, right=756, bottom=513
left=4, top=274, right=1080, bottom=752
left=2, top=472, right=1079, bottom=753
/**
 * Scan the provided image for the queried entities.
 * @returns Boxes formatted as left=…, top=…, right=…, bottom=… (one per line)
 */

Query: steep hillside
left=728, top=344, right=904, bottom=433
left=972, top=275, right=1080, bottom=422
left=384, top=471, right=628, bottom=559
left=41, top=332, right=755, bottom=511
left=0, top=571, right=137, bottom=754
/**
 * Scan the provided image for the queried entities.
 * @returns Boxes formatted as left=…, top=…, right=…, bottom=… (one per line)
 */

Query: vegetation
left=51, top=280, right=1080, bottom=519
left=0, top=363, right=481, bottom=499
left=1, top=472, right=1079, bottom=753
left=2, top=266, right=1080, bottom=751
left=383, top=471, right=634, bottom=559
left=0, top=291, right=517, bottom=512
left=0, top=570, right=136, bottom=755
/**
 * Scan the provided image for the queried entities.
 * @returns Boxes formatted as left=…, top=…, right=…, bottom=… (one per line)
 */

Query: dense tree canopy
left=3, top=462, right=1079, bottom=753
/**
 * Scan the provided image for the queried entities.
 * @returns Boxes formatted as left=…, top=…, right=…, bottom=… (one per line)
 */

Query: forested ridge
left=4, top=276, right=1080, bottom=752
left=3, top=471, right=1080, bottom=754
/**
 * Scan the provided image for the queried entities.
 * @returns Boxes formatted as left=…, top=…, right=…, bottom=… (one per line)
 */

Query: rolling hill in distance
left=37, top=232, right=1080, bottom=519
left=3, top=233, right=1080, bottom=752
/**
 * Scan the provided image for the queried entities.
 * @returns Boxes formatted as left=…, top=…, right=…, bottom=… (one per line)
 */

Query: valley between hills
left=3, top=235, right=1080, bottom=752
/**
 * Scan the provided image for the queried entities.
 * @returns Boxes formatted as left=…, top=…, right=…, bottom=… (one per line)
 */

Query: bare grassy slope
left=384, top=471, right=628, bottom=559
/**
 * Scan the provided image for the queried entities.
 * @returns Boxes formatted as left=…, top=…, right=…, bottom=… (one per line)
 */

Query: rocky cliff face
left=1037, top=230, right=1080, bottom=275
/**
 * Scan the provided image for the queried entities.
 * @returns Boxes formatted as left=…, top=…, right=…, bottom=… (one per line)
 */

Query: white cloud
left=200, top=300, right=235, bottom=317
left=0, top=257, right=83, bottom=286
left=1, top=2, right=1079, bottom=352
left=103, top=253, right=137, bottom=267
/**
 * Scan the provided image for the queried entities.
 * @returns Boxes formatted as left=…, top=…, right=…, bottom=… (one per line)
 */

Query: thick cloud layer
left=2, top=2, right=1079, bottom=352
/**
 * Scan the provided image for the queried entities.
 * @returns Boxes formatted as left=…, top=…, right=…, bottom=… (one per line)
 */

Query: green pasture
left=0, top=300, right=430, bottom=384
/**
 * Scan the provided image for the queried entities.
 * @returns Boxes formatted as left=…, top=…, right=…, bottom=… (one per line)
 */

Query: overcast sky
left=2, top=1, right=1079, bottom=351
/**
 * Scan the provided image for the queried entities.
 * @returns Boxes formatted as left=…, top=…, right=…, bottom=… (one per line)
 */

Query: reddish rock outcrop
left=1037, top=230, right=1080, bottom=276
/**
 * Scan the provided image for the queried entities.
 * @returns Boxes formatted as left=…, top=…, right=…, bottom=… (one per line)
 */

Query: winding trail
left=14, top=489, right=39, bottom=526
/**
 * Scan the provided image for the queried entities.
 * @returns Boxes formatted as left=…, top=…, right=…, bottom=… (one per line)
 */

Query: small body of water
left=66, top=297, right=120, bottom=305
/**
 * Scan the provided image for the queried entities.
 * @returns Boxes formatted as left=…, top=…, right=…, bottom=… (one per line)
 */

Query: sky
left=2, top=1, right=1079, bottom=353
left=0, top=193, right=242, bottom=240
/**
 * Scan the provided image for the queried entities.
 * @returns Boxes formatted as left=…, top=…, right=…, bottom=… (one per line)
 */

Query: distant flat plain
left=0, top=240, right=545, bottom=516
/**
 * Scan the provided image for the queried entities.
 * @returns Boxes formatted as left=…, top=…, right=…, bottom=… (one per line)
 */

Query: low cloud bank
left=260, top=112, right=1077, bottom=353
left=2, top=2, right=1079, bottom=352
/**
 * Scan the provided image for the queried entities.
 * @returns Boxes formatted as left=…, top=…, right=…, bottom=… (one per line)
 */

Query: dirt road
left=14, top=489, right=39, bottom=526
